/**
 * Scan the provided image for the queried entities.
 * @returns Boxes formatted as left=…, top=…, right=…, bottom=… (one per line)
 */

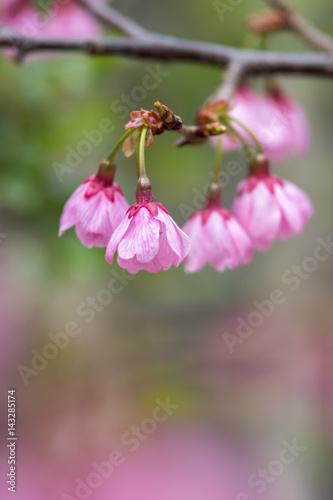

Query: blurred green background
left=1, top=1, right=333, bottom=499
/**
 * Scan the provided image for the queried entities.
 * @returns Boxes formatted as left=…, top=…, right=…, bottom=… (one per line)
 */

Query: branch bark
left=73, top=0, right=149, bottom=37
left=1, top=31, right=333, bottom=76
left=265, top=0, right=333, bottom=53
left=215, top=61, right=246, bottom=101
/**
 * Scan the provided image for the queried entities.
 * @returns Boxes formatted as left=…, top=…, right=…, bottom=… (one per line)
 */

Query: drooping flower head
left=59, top=160, right=129, bottom=248
left=206, top=84, right=310, bottom=163
left=268, top=81, right=310, bottom=157
left=183, top=183, right=253, bottom=273
left=233, top=154, right=314, bottom=251
left=106, top=177, right=190, bottom=274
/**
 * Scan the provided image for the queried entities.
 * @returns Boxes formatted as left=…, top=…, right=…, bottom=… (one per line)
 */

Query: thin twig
left=216, top=61, right=246, bottom=101
left=73, top=0, right=149, bottom=37
left=173, top=125, right=223, bottom=147
left=265, top=0, right=333, bottom=53
left=0, top=32, right=333, bottom=76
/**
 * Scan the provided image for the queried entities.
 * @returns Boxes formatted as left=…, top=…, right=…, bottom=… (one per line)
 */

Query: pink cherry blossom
left=215, top=85, right=310, bottom=163
left=183, top=189, right=253, bottom=273
left=233, top=158, right=314, bottom=251
left=105, top=184, right=190, bottom=274
left=1, top=0, right=104, bottom=41
left=59, top=173, right=129, bottom=248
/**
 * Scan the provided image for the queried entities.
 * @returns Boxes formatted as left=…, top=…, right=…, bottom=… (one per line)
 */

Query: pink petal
left=203, top=211, right=235, bottom=271
left=58, top=183, right=87, bottom=236
left=74, top=192, right=113, bottom=248
left=226, top=216, right=253, bottom=264
left=117, top=207, right=160, bottom=263
left=183, top=213, right=207, bottom=273
left=156, top=231, right=180, bottom=270
left=156, top=208, right=190, bottom=262
left=283, top=181, right=314, bottom=220
left=234, top=182, right=281, bottom=251
left=105, top=214, right=132, bottom=264
left=108, top=190, right=130, bottom=229
left=274, top=182, right=313, bottom=239
left=275, top=96, right=311, bottom=154
left=117, top=255, right=161, bottom=274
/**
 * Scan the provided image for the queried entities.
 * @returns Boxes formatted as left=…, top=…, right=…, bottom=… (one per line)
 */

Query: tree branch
left=215, top=61, right=246, bottom=101
left=73, top=0, right=149, bottom=37
left=265, top=0, right=333, bottom=53
left=1, top=31, right=333, bottom=76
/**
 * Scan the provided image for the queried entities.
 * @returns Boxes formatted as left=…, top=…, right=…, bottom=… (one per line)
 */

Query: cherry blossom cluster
left=0, top=3, right=314, bottom=274
left=59, top=91, right=313, bottom=274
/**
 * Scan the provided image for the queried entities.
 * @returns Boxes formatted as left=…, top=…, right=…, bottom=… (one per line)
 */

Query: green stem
left=225, top=115, right=263, bottom=154
left=222, top=117, right=256, bottom=166
left=213, top=134, right=223, bottom=183
left=107, top=128, right=135, bottom=164
left=136, top=126, right=148, bottom=178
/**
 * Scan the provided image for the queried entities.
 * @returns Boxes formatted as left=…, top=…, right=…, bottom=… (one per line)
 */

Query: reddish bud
left=246, top=10, right=288, bottom=34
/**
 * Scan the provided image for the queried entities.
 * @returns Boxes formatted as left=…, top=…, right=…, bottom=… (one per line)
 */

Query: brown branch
left=174, top=123, right=226, bottom=147
left=0, top=31, right=333, bottom=76
left=73, top=0, right=149, bottom=37
left=265, top=0, right=333, bottom=53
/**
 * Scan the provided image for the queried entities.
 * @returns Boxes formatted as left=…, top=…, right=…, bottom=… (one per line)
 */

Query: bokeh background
left=1, top=0, right=333, bottom=498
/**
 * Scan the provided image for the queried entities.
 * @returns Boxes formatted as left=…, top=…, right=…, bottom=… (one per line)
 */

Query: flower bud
left=246, top=10, right=288, bottom=34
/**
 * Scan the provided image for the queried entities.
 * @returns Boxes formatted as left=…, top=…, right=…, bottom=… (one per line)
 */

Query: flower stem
left=136, top=126, right=148, bottom=178
left=107, top=128, right=135, bottom=164
left=225, top=115, right=263, bottom=154
left=213, top=134, right=223, bottom=184
left=221, top=117, right=256, bottom=166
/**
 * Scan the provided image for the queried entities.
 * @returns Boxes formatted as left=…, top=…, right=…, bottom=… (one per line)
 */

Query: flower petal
left=58, top=184, right=87, bottom=236
left=105, top=214, right=132, bottom=264
left=234, top=182, right=281, bottom=251
left=225, top=216, right=253, bottom=265
left=275, top=181, right=313, bottom=238
left=117, top=207, right=160, bottom=263
left=183, top=213, right=207, bottom=273
left=117, top=256, right=161, bottom=274
left=74, top=192, right=113, bottom=248
left=156, top=208, right=191, bottom=261
left=203, top=211, right=236, bottom=271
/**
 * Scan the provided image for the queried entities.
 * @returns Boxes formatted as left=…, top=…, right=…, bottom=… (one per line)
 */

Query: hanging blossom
left=59, top=161, right=129, bottom=248
left=106, top=178, right=190, bottom=274
left=202, top=84, right=310, bottom=163
left=183, top=183, right=253, bottom=273
left=0, top=0, right=106, bottom=42
left=232, top=154, right=314, bottom=251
